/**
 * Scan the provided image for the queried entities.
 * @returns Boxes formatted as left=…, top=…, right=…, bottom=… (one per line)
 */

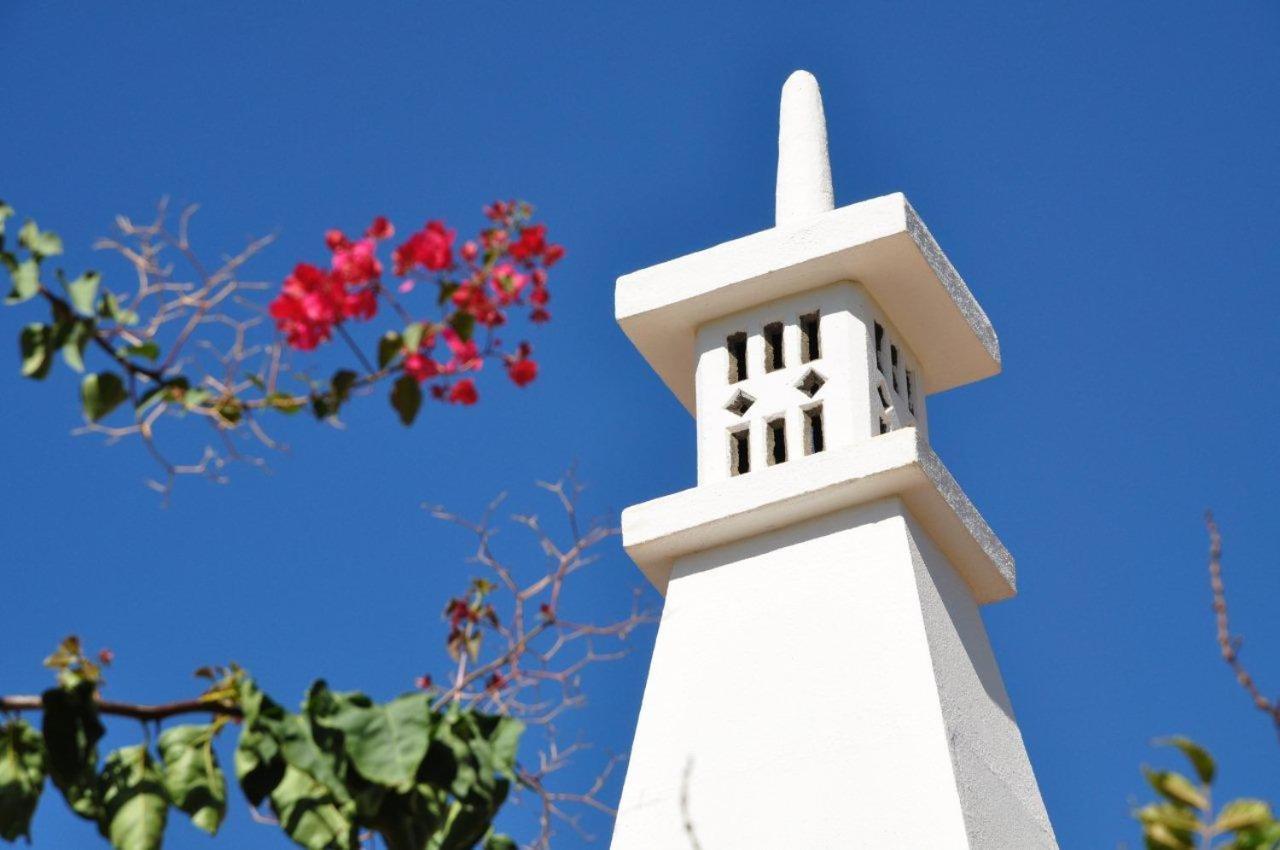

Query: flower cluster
left=269, top=201, right=562, bottom=418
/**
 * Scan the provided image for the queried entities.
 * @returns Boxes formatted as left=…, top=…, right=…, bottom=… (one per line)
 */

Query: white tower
left=609, top=72, right=1058, bottom=848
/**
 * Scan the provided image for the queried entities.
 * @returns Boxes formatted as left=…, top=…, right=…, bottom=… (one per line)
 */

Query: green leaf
left=41, top=682, right=105, bottom=820
left=158, top=724, right=227, bottom=835
left=402, top=322, right=429, bottom=353
left=0, top=719, right=46, bottom=841
left=121, top=341, right=160, bottom=361
left=18, top=220, right=62, bottom=258
left=390, top=375, right=422, bottom=426
left=1143, top=821, right=1196, bottom=850
left=97, top=744, right=167, bottom=850
left=1137, top=802, right=1203, bottom=833
left=1217, top=799, right=1275, bottom=833
left=267, top=392, right=306, bottom=414
left=81, top=372, right=128, bottom=422
left=98, top=291, right=139, bottom=326
left=1230, top=821, right=1280, bottom=850
left=437, top=282, right=460, bottom=307
left=1144, top=767, right=1209, bottom=811
left=1156, top=737, right=1216, bottom=785
left=378, top=331, right=403, bottom=369
left=0, top=201, right=13, bottom=237
left=60, top=320, right=91, bottom=373
left=483, top=832, right=518, bottom=850
left=67, top=272, right=101, bottom=315
left=313, top=691, right=433, bottom=792
left=449, top=310, right=475, bottom=343
left=19, top=323, right=53, bottom=379
left=269, top=765, right=357, bottom=850
left=332, top=369, right=358, bottom=402
left=5, top=258, right=40, bottom=305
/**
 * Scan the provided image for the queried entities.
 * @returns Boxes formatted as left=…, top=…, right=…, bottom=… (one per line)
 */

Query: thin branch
left=0, top=694, right=242, bottom=721
left=1205, top=511, right=1280, bottom=740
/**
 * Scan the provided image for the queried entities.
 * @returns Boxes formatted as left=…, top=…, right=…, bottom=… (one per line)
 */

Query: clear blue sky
left=3, top=2, right=1279, bottom=848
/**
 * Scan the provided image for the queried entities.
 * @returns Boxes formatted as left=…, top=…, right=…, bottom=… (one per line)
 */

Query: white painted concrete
left=694, top=282, right=928, bottom=485
left=612, top=501, right=1054, bottom=849
left=615, top=193, right=999, bottom=413
left=609, top=70, right=1058, bottom=848
left=776, top=70, right=834, bottom=226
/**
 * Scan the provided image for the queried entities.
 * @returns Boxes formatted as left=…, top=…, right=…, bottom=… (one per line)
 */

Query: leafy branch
left=0, top=478, right=652, bottom=850
left=1134, top=737, right=1279, bottom=849
left=2, top=199, right=559, bottom=498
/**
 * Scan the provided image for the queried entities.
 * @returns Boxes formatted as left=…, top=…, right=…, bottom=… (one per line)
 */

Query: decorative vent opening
left=767, top=417, right=787, bottom=465
left=799, top=313, right=820, bottom=363
left=905, top=369, right=916, bottom=415
left=877, top=385, right=890, bottom=410
left=727, top=332, right=748, bottom=383
left=725, top=390, right=755, bottom=417
left=890, top=344, right=900, bottom=392
left=874, top=322, right=885, bottom=372
left=764, top=323, right=785, bottom=372
left=729, top=427, right=750, bottom=476
left=796, top=369, right=825, bottom=398
left=804, top=405, right=825, bottom=455
left=879, top=417, right=890, bottom=435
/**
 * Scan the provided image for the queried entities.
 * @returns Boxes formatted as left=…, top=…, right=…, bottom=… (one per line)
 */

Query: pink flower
left=404, top=352, right=439, bottom=383
left=443, top=327, right=481, bottom=371
left=393, top=221, right=455, bottom=275
left=448, top=379, right=478, bottom=405
left=509, top=223, right=547, bottom=262
left=331, top=238, right=382, bottom=285
left=365, top=216, right=394, bottom=240
left=414, top=674, right=433, bottom=690
left=507, top=357, right=537, bottom=387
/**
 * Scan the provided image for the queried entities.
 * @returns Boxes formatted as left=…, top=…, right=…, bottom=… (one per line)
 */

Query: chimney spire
left=775, top=69, right=834, bottom=226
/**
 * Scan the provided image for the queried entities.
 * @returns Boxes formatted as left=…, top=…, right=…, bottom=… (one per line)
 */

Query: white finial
left=776, top=70, right=834, bottom=226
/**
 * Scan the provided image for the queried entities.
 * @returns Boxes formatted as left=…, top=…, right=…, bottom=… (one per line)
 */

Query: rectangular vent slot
left=799, top=313, right=820, bottom=363
left=874, top=322, right=885, bottom=372
left=890, top=344, right=900, bottom=392
left=727, top=332, right=747, bottom=383
left=804, top=405, right=825, bottom=455
left=764, top=323, right=784, bottom=372
left=730, top=427, right=750, bottom=476
left=767, top=417, right=787, bottom=465
left=905, top=369, right=916, bottom=414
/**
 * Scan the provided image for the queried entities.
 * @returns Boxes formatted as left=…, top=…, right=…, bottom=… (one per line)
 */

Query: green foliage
left=97, top=745, right=167, bottom=850
left=0, top=720, right=45, bottom=841
left=81, top=372, right=128, bottom=422
left=41, top=681, right=106, bottom=820
left=1136, top=737, right=1280, bottom=850
left=391, top=374, right=423, bottom=426
left=2, top=649, right=527, bottom=850
left=157, top=725, right=226, bottom=835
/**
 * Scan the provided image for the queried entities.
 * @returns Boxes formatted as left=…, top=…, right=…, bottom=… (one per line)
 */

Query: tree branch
left=0, top=694, right=241, bottom=721
left=1205, top=510, right=1280, bottom=740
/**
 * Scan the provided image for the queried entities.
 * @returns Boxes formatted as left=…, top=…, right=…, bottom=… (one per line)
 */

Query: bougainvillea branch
left=0, top=479, right=653, bottom=850
left=1205, top=511, right=1280, bottom=740
left=1, top=198, right=561, bottom=496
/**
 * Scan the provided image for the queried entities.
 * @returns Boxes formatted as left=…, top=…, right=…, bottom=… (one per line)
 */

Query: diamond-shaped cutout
left=796, top=369, right=826, bottom=398
left=725, top=390, right=756, bottom=416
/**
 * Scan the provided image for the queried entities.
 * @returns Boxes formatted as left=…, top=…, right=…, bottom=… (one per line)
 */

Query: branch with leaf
left=0, top=477, right=653, bottom=850
left=1, top=199, right=561, bottom=496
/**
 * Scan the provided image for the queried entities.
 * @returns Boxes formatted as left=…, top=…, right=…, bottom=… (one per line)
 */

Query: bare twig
left=1205, top=511, right=1280, bottom=740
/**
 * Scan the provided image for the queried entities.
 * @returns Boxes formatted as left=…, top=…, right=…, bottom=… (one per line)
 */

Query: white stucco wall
left=610, top=498, right=1056, bottom=849
left=694, top=283, right=927, bottom=485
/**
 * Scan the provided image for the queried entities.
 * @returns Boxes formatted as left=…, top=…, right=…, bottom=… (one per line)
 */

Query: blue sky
left=3, top=2, right=1279, bottom=847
